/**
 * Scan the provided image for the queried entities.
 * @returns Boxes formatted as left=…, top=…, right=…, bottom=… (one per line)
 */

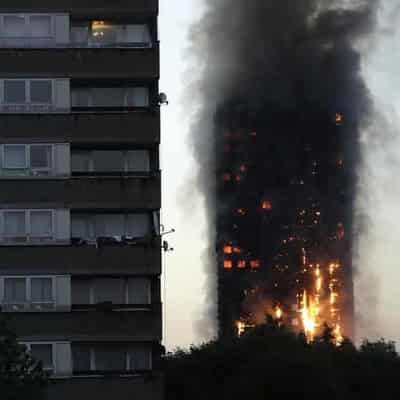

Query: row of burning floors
left=231, top=256, right=346, bottom=345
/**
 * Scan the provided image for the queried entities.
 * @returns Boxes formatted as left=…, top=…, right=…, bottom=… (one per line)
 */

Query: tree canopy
left=166, top=319, right=400, bottom=399
left=0, top=318, right=48, bottom=400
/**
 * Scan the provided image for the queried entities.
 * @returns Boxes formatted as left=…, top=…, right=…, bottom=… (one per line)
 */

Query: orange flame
left=224, top=245, right=233, bottom=254
left=250, top=260, right=260, bottom=269
left=262, top=200, right=272, bottom=210
left=237, top=260, right=247, bottom=269
left=224, top=260, right=233, bottom=269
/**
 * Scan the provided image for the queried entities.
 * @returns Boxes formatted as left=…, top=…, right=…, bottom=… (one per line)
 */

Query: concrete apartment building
left=0, top=1, right=162, bottom=399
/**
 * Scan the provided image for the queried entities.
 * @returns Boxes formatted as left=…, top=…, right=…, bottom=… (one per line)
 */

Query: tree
left=0, top=317, right=48, bottom=400
left=165, top=319, right=400, bottom=400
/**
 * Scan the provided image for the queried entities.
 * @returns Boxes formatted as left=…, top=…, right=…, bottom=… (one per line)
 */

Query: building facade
left=0, top=1, right=162, bottom=399
left=216, top=103, right=354, bottom=342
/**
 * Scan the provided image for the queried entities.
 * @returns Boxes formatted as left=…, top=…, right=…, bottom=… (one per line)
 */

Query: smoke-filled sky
left=160, top=0, right=400, bottom=349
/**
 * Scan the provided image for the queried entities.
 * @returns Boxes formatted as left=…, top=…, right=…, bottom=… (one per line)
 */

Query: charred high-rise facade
left=187, top=1, right=378, bottom=341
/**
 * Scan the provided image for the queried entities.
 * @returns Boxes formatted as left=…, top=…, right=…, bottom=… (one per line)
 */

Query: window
left=4, top=80, right=26, bottom=103
left=71, top=149, right=150, bottom=174
left=0, top=144, right=53, bottom=176
left=2, top=276, right=56, bottom=311
left=93, top=278, right=125, bottom=304
left=4, top=278, right=26, bottom=304
left=30, top=16, right=51, bottom=38
left=30, top=211, right=52, bottom=237
left=3, top=80, right=53, bottom=105
left=30, top=145, right=52, bottom=170
left=31, top=278, right=53, bottom=304
left=3, top=15, right=25, bottom=37
left=72, top=277, right=151, bottom=306
left=1, top=14, right=53, bottom=39
left=72, top=345, right=91, bottom=372
left=4, top=211, right=26, bottom=237
left=1, top=209, right=55, bottom=242
left=72, top=344, right=152, bottom=373
left=27, top=344, right=53, bottom=372
left=30, top=80, right=52, bottom=103
left=71, top=87, right=149, bottom=108
left=70, top=21, right=151, bottom=47
left=3, top=145, right=27, bottom=169
left=71, top=213, right=151, bottom=240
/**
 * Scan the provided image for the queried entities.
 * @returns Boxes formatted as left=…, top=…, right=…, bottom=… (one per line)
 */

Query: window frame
left=71, top=86, right=149, bottom=109
left=0, top=144, right=54, bottom=176
left=71, top=149, right=151, bottom=174
left=0, top=14, right=54, bottom=39
left=73, top=277, right=151, bottom=306
left=70, top=213, right=150, bottom=241
left=0, top=209, right=55, bottom=242
left=2, top=79, right=54, bottom=106
left=2, top=275, right=56, bottom=310
left=22, top=342, right=55, bottom=373
left=72, top=345, right=152, bottom=374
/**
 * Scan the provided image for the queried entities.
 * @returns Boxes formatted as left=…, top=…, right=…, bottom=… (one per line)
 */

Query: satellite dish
left=158, top=92, right=169, bottom=105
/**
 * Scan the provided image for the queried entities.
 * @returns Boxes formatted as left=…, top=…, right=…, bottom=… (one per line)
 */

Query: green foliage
left=0, top=318, right=48, bottom=400
left=166, top=321, right=400, bottom=400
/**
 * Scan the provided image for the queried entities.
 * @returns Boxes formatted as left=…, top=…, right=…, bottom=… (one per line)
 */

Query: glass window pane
left=70, top=24, right=89, bottom=43
left=126, top=214, right=150, bottom=238
left=3, top=145, right=27, bottom=169
left=127, top=278, right=150, bottom=304
left=91, top=21, right=121, bottom=44
left=72, top=346, right=91, bottom=372
left=71, top=279, right=91, bottom=304
left=4, top=278, right=26, bottom=302
left=95, top=214, right=124, bottom=237
left=71, top=88, right=90, bottom=107
left=93, top=151, right=124, bottom=172
left=31, top=278, right=53, bottom=302
left=71, top=151, right=91, bottom=172
left=125, top=25, right=150, bottom=44
left=4, top=80, right=26, bottom=103
left=129, top=347, right=150, bottom=370
left=30, top=145, right=52, bottom=169
left=30, top=80, right=52, bottom=103
left=30, top=211, right=52, bottom=237
left=4, top=211, right=26, bottom=236
left=71, top=215, right=91, bottom=239
left=91, top=88, right=125, bottom=107
left=94, top=278, right=125, bottom=304
left=3, top=15, right=25, bottom=38
left=126, top=150, right=150, bottom=172
left=29, top=16, right=51, bottom=37
left=30, top=344, right=53, bottom=369
left=95, top=347, right=126, bottom=371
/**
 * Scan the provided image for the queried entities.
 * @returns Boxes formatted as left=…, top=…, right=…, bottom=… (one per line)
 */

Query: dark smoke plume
left=187, top=0, right=379, bottom=339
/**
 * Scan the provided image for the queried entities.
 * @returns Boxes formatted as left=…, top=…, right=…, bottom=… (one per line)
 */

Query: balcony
left=0, top=0, right=158, bottom=16
left=46, top=374, right=163, bottom=400
left=0, top=112, right=160, bottom=144
left=7, top=304, right=162, bottom=341
left=0, top=45, right=159, bottom=79
left=0, top=175, right=161, bottom=209
left=0, top=244, right=161, bottom=275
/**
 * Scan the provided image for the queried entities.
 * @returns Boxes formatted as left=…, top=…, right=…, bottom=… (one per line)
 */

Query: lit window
left=237, top=260, right=246, bottom=269
left=250, top=260, right=260, bottom=269
left=224, top=260, right=233, bottom=269
left=223, top=245, right=233, bottom=254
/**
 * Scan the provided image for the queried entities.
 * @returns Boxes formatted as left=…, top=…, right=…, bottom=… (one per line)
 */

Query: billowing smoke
left=187, top=0, right=381, bottom=340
